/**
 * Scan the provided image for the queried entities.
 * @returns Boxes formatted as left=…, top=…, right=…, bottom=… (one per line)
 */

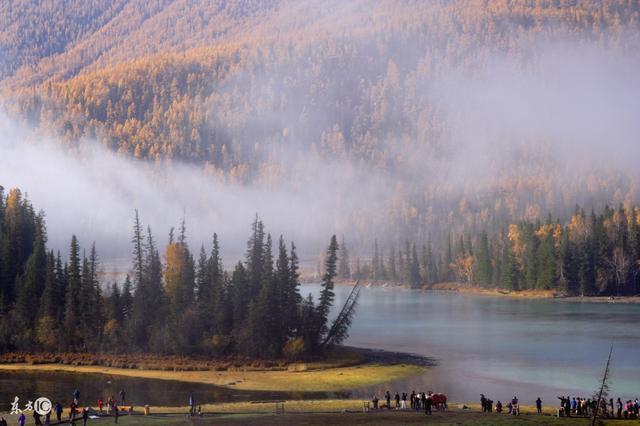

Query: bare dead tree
left=607, top=248, right=629, bottom=296
left=322, top=281, right=361, bottom=349
left=592, top=345, right=613, bottom=426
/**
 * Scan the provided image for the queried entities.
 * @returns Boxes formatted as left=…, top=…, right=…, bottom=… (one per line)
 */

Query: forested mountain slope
left=1, top=0, right=640, bottom=253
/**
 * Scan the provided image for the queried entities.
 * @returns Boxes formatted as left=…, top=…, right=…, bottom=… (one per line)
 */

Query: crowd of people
left=480, top=394, right=526, bottom=415
left=366, top=390, right=640, bottom=420
left=370, top=390, right=447, bottom=414
left=24, top=388, right=128, bottom=425
left=557, top=395, right=640, bottom=419
left=5, top=386, right=640, bottom=423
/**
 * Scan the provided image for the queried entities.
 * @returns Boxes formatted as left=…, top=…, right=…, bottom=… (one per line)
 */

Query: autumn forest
left=1, top=0, right=640, bottom=343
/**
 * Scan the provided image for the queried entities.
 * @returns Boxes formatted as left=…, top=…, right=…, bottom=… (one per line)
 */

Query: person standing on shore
left=32, top=410, right=41, bottom=426
left=54, top=402, right=63, bottom=423
left=536, top=397, right=542, bottom=414
left=609, top=398, right=614, bottom=417
left=189, top=394, right=195, bottom=416
left=119, top=389, right=126, bottom=406
left=394, top=392, right=400, bottom=409
left=425, top=393, right=432, bottom=415
left=617, top=398, right=623, bottom=418
left=385, top=391, right=391, bottom=410
left=511, top=396, right=519, bottom=416
left=401, top=393, right=407, bottom=409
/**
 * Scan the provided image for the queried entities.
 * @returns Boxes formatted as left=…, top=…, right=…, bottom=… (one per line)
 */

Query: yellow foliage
left=508, top=224, right=526, bottom=268
left=283, top=337, right=306, bottom=361
left=164, top=242, right=188, bottom=305
left=568, top=213, right=588, bottom=242
left=552, top=224, right=563, bottom=248
left=535, top=224, right=554, bottom=239
left=451, top=255, right=474, bottom=285
left=35, top=316, right=57, bottom=351
left=103, top=319, right=119, bottom=339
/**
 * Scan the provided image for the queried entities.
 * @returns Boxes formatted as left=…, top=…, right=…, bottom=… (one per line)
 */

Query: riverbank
left=0, top=348, right=429, bottom=393
left=429, top=282, right=561, bottom=299
left=431, top=283, right=640, bottom=303
left=328, top=278, right=640, bottom=303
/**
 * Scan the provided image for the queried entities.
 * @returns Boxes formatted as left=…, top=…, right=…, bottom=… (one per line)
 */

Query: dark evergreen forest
left=0, top=185, right=357, bottom=357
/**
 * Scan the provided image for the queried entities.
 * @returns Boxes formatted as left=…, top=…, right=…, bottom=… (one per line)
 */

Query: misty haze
left=0, top=1, right=639, bottom=425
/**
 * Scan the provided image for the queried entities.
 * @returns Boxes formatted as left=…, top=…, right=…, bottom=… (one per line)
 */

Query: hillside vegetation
left=1, top=1, right=639, bottom=288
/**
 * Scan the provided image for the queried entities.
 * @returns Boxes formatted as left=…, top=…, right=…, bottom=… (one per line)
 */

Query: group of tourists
left=28, top=388, right=128, bottom=425
left=558, top=396, right=640, bottom=419
left=371, top=390, right=447, bottom=414
left=366, top=390, right=640, bottom=420
left=480, top=394, right=526, bottom=415
left=479, top=394, right=640, bottom=419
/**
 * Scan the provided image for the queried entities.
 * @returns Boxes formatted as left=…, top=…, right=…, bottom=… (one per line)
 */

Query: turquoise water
left=304, top=284, right=640, bottom=405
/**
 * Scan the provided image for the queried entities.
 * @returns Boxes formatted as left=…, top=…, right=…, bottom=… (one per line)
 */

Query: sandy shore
left=323, top=278, right=640, bottom=304
left=0, top=347, right=429, bottom=393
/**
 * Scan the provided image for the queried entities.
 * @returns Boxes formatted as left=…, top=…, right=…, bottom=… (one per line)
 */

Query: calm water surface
left=0, top=370, right=337, bottom=412
left=316, top=284, right=640, bottom=404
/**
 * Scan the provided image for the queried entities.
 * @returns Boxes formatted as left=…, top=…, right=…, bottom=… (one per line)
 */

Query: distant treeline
left=345, top=206, right=640, bottom=296
left=0, top=185, right=357, bottom=358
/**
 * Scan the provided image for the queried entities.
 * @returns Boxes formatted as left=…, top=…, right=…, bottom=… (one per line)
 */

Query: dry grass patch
left=0, top=362, right=424, bottom=392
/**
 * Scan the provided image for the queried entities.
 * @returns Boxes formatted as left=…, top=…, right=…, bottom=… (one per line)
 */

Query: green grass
left=0, top=362, right=423, bottom=392
left=9, top=401, right=636, bottom=425
left=55, top=411, right=633, bottom=425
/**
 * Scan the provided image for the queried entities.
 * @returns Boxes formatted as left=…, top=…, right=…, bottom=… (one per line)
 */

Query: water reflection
left=0, top=370, right=345, bottom=411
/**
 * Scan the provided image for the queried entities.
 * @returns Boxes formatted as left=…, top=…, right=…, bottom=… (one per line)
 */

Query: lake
left=1, top=284, right=638, bottom=410
left=316, top=283, right=640, bottom=405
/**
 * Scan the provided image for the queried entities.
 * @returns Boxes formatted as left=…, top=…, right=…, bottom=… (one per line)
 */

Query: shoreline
left=0, top=347, right=429, bottom=393
left=2, top=400, right=605, bottom=426
left=322, top=278, right=640, bottom=304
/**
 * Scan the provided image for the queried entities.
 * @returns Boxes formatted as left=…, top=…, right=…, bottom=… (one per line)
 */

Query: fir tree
left=372, top=240, right=381, bottom=280
left=62, top=235, right=82, bottom=348
left=500, top=239, right=519, bottom=291
left=409, top=244, right=421, bottom=288
left=15, top=215, right=47, bottom=330
left=474, top=232, right=492, bottom=287
left=388, top=247, right=397, bottom=281
left=314, top=235, right=338, bottom=352
left=338, top=236, right=351, bottom=279
left=536, top=234, right=557, bottom=289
